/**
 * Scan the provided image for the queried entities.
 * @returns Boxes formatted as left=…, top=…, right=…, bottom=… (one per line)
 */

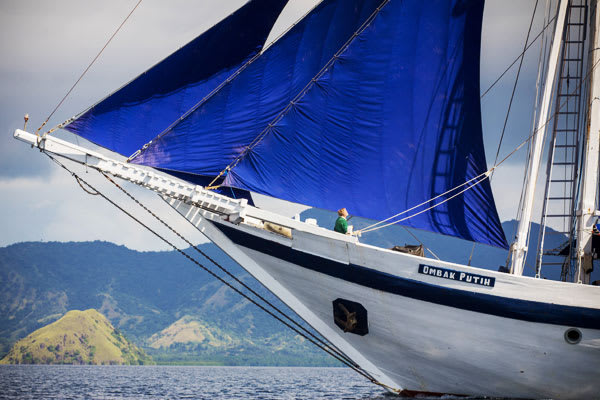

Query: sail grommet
left=564, top=328, right=582, bottom=345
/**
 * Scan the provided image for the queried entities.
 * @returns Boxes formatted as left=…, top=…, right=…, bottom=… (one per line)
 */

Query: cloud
left=480, top=0, right=554, bottom=162
left=0, top=161, right=208, bottom=250
left=0, top=0, right=246, bottom=179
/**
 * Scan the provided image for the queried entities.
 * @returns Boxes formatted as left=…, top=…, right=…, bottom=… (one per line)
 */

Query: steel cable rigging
left=43, top=152, right=397, bottom=392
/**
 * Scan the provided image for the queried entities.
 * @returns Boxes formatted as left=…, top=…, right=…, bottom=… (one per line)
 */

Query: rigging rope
left=43, top=152, right=395, bottom=391
left=480, top=12, right=557, bottom=100
left=359, top=173, right=492, bottom=234
left=491, top=0, right=540, bottom=171
left=99, top=170, right=359, bottom=369
left=205, top=0, right=391, bottom=189
left=35, top=0, right=143, bottom=136
left=74, top=176, right=100, bottom=196
left=356, top=56, right=600, bottom=236
left=127, top=0, right=326, bottom=162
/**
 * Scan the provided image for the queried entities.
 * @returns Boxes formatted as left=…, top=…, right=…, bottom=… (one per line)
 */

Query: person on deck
left=334, top=208, right=349, bottom=234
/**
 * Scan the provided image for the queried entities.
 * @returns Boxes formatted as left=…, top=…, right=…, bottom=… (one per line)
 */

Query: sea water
left=0, top=365, right=395, bottom=399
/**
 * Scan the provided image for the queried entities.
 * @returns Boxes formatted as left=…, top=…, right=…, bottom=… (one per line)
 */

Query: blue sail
left=132, top=0, right=384, bottom=176
left=221, top=0, right=508, bottom=248
left=65, top=0, right=289, bottom=157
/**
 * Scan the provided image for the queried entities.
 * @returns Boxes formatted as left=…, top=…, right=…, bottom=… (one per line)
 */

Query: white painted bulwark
left=292, top=230, right=350, bottom=264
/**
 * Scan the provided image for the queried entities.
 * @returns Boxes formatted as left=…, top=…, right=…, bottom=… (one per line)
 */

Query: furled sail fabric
left=65, top=0, right=289, bottom=158
left=222, top=0, right=508, bottom=248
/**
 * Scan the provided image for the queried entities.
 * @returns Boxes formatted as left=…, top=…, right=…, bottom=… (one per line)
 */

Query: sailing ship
left=13, top=0, right=600, bottom=397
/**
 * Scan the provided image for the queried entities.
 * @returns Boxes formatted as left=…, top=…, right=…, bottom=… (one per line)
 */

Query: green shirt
left=334, top=216, right=348, bottom=234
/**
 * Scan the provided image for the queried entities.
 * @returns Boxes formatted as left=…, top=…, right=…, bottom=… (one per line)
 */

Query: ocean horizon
left=1, top=365, right=389, bottom=399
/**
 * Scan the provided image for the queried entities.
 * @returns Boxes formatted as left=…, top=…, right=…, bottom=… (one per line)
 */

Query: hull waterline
left=194, top=215, right=600, bottom=399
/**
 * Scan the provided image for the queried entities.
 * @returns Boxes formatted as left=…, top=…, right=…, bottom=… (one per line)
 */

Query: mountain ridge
left=2, top=218, right=593, bottom=364
left=0, top=240, right=334, bottom=365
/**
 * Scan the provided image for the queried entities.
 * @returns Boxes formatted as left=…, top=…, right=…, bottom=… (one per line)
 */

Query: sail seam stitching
left=127, top=0, right=325, bottom=162
left=206, top=0, right=392, bottom=189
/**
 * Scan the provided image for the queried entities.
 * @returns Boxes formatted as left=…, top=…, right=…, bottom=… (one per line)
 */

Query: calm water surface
left=1, top=365, right=401, bottom=399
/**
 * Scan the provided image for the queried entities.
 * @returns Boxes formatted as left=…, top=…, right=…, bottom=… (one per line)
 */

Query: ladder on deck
left=536, top=0, right=589, bottom=281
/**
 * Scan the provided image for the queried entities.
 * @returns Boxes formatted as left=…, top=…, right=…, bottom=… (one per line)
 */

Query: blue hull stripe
left=213, top=222, right=600, bottom=330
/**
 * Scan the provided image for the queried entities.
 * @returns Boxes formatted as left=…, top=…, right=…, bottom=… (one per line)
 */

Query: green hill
left=0, top=309, right=152, bottom=365
left=0, top=241, right=336, bottom=366
left=148, top=315, right=236, bottom=350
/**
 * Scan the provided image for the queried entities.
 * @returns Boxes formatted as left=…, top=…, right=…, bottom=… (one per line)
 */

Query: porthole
left=564, top=328, right=582, bottom=345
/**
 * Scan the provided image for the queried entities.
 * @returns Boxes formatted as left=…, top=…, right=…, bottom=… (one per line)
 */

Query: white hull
left=13, top=130, right=599, bottom=398
left=238, top=243, right=600, bottom=398
left=171, top=200, right=600, bottom=399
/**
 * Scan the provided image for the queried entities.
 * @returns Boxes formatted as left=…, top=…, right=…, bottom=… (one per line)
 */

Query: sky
left=0, top=0, right=554, bottom=251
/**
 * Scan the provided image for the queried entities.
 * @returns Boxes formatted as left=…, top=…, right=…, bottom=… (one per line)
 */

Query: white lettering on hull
left=418, top=264, right=496, bottom=287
